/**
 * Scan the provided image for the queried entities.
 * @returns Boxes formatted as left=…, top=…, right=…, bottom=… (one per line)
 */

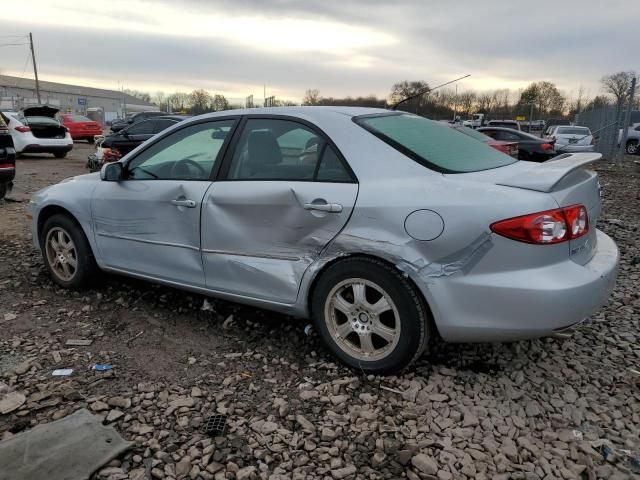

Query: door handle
left=171, top=199, right=196, bottom=208
left=304, top=202, right=343, bottom=213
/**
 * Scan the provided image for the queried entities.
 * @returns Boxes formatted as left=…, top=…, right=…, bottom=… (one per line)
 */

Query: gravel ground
left=0, top=148, right=639, bottom=480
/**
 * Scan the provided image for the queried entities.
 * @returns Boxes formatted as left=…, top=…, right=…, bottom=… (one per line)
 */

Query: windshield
left=355, top=113, right=516, bottom=173
left=556, top=127, right=590, bottom=135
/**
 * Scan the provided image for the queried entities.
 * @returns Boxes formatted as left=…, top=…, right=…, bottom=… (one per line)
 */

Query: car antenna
left=390, top=74, right=471, bottom=111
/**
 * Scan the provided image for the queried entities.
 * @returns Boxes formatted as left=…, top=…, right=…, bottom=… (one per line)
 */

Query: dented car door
left=200, top=117, right=358, bottom=304
left=91, top=119, right=237, bottom=286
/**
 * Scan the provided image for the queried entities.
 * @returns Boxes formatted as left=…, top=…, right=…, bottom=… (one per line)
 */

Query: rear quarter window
left=557, top=127, right=590, bottom=135
left=355, top=113, right=516, bottom=173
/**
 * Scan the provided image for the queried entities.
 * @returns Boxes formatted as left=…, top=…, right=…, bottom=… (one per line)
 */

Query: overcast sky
left=0, top=0, right=636, bottom=103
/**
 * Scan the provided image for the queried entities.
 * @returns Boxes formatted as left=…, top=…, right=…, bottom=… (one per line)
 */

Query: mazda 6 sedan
left=28, top=107, right=619, bottom=374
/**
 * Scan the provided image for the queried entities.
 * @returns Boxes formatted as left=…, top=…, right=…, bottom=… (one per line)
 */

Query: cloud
left=0, top=0, right=636, bottom=101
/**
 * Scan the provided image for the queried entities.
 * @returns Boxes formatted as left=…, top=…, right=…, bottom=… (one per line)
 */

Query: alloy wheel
left=324, top=278, right=401, bottom=362
left=45, top=227, right=78, bottom=281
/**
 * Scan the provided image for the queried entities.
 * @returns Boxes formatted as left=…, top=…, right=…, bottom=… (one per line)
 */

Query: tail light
left=0, top=163, right=15, bottom=169
left=491, top=205, right=589, bottom=245
left=15, top=126, right=31, bottom=133
left=540, top=143, right=554, bottom=151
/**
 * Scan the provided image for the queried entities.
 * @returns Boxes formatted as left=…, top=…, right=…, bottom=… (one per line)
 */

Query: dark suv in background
left=0, top=115, right=16, bottom=199
left=110, top=111, right=166, bottom=133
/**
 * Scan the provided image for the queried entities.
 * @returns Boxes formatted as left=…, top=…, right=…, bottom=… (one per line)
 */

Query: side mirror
left=100, top=162, right=123, bottom=182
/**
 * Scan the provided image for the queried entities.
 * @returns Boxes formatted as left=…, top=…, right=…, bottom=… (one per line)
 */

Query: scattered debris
left=93, top=364, right=113, bottom=372
left=52, top=369, right=73, bottom=376
left=304, top=324, right=314, bottom=336
left=203, top=414, right=227, bottom=436
left=2, top=313, right=17, bottom=322
left=51, top=351, right=62, bottom=364
left=379, top=385, right=404, bottom=395
left=0, top=392, right=26, bottom=414
left=65, top=339, right=93, bottom=347
left=606, top=218, right=624, bottom=226
left=0, top=409, right=132, bottom=480
left=573, top=429, right=584, bottom=441
left=222, top=315, right=234, bottom=330
left=125, top=331, right=144, bottom=346
left=187, top=357, right=197, bottom=365
left=201, top=298, right=214, bottom=311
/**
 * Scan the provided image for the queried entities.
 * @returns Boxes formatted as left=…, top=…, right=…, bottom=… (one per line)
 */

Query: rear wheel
left=0, top=183, right=7, bottom=200
left=312, top=257, right=431, bottom=374
left=626, top=141, right=638, bottom=155
left=87, top=138, right=94, bottom=144
left=41, top=214, right=98, bottom=288
left=53, top=152, right=67, bottom=159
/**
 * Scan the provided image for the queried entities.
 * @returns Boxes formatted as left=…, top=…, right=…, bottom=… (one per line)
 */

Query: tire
left=311, top=257, right=431, bottom=374
left=41, top=214, right=98, bottom=289
left=626, top=141, right=638, bottom=155
left=87, top=138, right=94, bottom=144
left=0, top=182, right=6, bottom=200
left=54, top=152, right=67, bottom=159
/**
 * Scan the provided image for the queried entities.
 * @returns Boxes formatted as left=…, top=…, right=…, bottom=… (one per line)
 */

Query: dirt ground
left=0, top=145, right=639, bottom=480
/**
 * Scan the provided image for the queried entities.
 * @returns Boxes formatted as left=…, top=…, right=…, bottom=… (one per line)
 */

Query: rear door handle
left=304, top=202, right=343, bottom=213
left=171, top=199, right=196, bottom=208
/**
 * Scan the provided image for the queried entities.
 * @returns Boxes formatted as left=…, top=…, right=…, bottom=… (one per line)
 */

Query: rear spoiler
left=497, top=153, right=602, bottom=193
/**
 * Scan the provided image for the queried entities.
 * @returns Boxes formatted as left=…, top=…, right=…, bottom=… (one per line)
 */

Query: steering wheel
left=170, top=159, right=207, bottom=179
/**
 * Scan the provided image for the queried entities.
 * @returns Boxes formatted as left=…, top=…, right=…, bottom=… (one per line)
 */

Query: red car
left=59, top=114, right=103, bottom=143
left=451, top=125, right=519, bottom=158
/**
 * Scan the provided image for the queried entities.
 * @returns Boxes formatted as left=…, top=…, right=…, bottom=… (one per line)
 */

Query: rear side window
left=126, top=121, right=155, bottom=135
left=355, top=113, right=516, bottom=173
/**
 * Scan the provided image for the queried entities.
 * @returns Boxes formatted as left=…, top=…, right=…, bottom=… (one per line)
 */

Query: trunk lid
left=446, top=153, right=603, bottom=265
left=22, top=105, right=60, bottom=118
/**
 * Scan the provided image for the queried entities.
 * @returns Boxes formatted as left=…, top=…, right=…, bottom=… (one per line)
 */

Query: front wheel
left=311, top=257, right=431, bottom=374
left=626, top=141, right=638, bottom=155
left=41, top=214, right=98, bottom=288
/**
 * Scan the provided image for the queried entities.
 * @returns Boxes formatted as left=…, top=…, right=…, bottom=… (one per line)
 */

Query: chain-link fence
left=575, top=78, right=638, bottom=160
left=575, top=104, right=623, bottom=159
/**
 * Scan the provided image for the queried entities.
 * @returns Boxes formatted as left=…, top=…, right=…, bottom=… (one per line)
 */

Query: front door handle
left=171, top=198, right=196, bottom=208
left=304, top=202, right=343, bottom=213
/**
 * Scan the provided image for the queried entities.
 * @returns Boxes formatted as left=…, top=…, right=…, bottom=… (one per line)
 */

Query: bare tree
left=302, top=89, right=321, bottom=106
left=601, top=71, right=637, bottom=104
left=168, top=92, right=189, bottom=112
left=152, top=91, right=166, bottom=111
left=210, top=94, right=230, bottom=112
left=458, top=91, right=476, bottom=116
left=389, top=80, right=429, bottom=114
left=188, top=89, right=213, bottom=115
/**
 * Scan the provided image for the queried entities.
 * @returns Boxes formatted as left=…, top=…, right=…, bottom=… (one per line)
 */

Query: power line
left=0, top=42, right=29, bottom=47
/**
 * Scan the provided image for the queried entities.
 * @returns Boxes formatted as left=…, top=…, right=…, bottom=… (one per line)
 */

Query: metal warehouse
left=0, top=75, right=156, bottom=125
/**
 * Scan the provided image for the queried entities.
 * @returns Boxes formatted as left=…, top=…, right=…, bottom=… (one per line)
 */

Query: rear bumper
left=22, top=144, right=73, bottom=154
left=428, top=229, right=619, bottom=342
left=71, top=130, right=102, bottom=139
left=557, top=145, right=595, bottom=153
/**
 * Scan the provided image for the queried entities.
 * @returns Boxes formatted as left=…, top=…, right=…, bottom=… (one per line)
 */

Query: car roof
left=194, top=106, right=389, bottom=120
left=155, top=115, right=190, bottom=121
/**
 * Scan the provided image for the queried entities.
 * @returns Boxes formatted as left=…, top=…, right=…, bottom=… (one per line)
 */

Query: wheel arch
left=37, top=205, right=93, bottom=253
left=305, top=253, right=438, bottom=336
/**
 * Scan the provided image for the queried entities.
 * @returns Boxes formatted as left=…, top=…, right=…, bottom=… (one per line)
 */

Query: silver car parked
left=29, top=107, right=619, bottom=374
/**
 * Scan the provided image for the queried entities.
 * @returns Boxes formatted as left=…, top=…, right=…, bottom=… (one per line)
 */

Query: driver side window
left=127, top=120, right=235, bottom=180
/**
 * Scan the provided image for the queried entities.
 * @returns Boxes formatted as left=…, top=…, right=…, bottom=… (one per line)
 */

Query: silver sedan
left=28, top=107, right=619, bottom=374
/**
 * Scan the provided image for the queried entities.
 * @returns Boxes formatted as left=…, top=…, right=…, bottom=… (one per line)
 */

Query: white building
left=0, top=75, right=156, bottom=125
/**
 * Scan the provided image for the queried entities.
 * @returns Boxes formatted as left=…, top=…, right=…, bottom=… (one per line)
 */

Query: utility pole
left=618, top=76, right=637, bottom=163
left=29, top=33, right=41, bottom=105
left=529, top=103, right=534, bottom=133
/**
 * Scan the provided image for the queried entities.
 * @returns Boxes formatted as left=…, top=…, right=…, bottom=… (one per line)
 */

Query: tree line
left=123, top=70, right=637, bottom=120
left=303, top=70, right=638, bottom=120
